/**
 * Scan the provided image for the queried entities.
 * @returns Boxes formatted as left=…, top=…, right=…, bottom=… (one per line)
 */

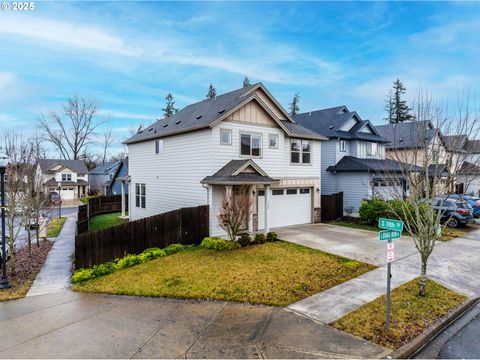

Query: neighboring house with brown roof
left=124, top=83, right=327, bottom=236
left=37, top=159, right=89, bottom=200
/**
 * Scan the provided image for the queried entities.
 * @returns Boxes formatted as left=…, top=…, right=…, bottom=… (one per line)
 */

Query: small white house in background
left=294, top=106, right=412, bottom=215
left=124, top=83, right=327, bottom=236
left=37, top=159, right=89, bottom=200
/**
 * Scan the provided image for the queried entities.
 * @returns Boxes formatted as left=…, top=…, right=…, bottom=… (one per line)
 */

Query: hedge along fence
left=77, top=195, right=128, bottom=235
left=74, top=205, right=209, bottom=269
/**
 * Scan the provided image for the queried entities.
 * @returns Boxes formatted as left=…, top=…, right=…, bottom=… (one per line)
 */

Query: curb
left=386, top=296, right=480, bottom=359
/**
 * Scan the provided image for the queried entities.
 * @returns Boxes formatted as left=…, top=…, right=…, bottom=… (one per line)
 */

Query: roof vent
left=175, top=120, right=181, bottom=125
left=329, top=125, right=334, bottom=129
left=148, top=128, right=153, bottom=131
left=154, top=130, right=157, bottom=133
left=196, top=115, right=202, bottom=119
left=399, top=139, right=403, bottom=142
left=163, top=124, right=168, bottom=128
left=218, top=109, right=225, bottom=114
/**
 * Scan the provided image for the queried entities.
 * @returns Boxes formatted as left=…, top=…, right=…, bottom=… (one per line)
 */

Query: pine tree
left=289, top=93, right=300, bottom=116
left=243, top=76, right=250, bottom=88
left=206, top=84, right=216, bottom=99
left=385, top=79, right=415, bottom=123
left=384, top=90, right=394, bottom=124
left=162, top=93, right=178, bottom=118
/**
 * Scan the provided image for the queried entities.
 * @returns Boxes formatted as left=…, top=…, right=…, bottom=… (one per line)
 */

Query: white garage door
left=60, top=188, right=75, bottom=200
left=373, top=179, right=404, bottom=200
left=258, top=188, right=312, bottom=229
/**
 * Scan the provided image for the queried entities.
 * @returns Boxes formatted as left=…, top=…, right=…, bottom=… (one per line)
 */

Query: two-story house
left=124, top=83, right=326, bottom=236
left=89, top=161, right=121, bottom=195
left=37, top=159, right=89, bottom=200
left=294, top=106, right=412, bottom=214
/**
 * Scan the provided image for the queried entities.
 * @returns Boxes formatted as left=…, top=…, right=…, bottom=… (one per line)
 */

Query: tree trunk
left=36, top=224, right=40, bottom=246
left=419, top=260, right=427, bottom=297
left=27, top=226, right=31, bottom=257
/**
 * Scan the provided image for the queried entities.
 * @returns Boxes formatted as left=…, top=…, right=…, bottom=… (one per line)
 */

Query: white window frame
left=290, top=139, right=312, bottom=165
left=240, top=133, right=262, bottom=158
left=61, top=173, right=72, bottom=182
left=268, top=134, right=279, bottom=149
left=220, top=129, right=232, bottom=145
left=339, top=140, right=346, bottom=152
left=155, top=140, right=164, bottom=154
left=366, top=142, right=376, bottom=157
left=135, top=183, right=146, bottom=208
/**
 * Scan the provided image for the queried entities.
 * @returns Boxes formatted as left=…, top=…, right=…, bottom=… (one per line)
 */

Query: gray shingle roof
left=326, top=156, right=421, bottom=173
left=44, top=178, right=89, bottom=186
left=375, top=121, right=439, bottom=149
left=465, top=139, right=480, bottom=153
left=280, top=121, right=327, bottom=140
left=90, top=161, right=120, bottom=175
left=38, top=159, right=89, bottom=174
left=293, top=107, right=387, bottom=142
left=443, top=135, right=468, bottom=152
left=201, top=159, right=277, bottom=185
left=459, top=161, right=480, bottom=175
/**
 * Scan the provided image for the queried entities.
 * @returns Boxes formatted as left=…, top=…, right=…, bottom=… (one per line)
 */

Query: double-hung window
left=135, top=183, right=146, bottom=208
left=339, top=140, right=346, bottom=152
left=220, top=129, right=232, bottom=145
left=268, top=134, right=279, bottom=149
left=240, top=133, right=262, bottom=157
left=291, top=139, right=312, bottom=164
left=61, top=173, right=72, bottom=182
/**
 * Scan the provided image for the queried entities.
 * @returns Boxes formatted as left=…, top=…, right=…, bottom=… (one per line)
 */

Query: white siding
left=55, top=168, right=77, bottom=182
left=128, top=129, right=212, bottom=221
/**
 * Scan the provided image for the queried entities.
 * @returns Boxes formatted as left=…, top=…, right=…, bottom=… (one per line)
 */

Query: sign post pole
left=386, top=239, right=392, bottom=332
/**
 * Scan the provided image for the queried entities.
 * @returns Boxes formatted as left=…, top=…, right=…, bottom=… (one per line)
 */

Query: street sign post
left=378, top=218, right=404, bottom=333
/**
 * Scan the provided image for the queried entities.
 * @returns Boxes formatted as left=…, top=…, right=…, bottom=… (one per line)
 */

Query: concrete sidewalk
left=0, top=291, right=389, bottom=359
left=26, top=210, right=77, bottom=297
left=288, top=232, right=480, bottom=324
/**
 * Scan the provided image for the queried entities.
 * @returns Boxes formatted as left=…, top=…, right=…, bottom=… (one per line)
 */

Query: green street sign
left=379, top=229, right=402, bottom=241
left=378, top=218, right=404, bottom=232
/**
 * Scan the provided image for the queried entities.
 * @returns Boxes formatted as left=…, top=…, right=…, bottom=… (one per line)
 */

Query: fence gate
left=321, top=192, right=343, bottom=221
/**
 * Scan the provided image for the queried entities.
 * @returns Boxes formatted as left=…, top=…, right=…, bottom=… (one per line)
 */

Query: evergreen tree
left=206, top=84, right=216, bottom=99
left=384, top=90, right=394, bottom=124
left=289, top=93, right=300, bottom=116
left=385, top=79, right=415, bottom=123
left=243, top=76, right=250, bottom=88
left=162, top=93, right=178, bottom=118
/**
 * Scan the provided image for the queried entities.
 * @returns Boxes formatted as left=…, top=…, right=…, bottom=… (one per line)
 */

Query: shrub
left=266, top=231, right=278, bottom=242
left=91, top=262, right=116, bottom=278
left=359, top=198, right=390, bottom=225
left=116, top=254, right=142, bottom=270
left=254, top=233, right=266, bottom=244
left=237, top=234, right=252, bottom=247
left=200, top=237, right=240, bottom=251
left=163, top=243, right=184, bottom=255
left=71, top=268, right=94, bottom=283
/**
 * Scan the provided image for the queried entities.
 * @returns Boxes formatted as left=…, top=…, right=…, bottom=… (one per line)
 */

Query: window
left=291, top=139, right=312, bottom=164
left=155, top=140, right=164, bottom=154
left=366, top=142, right=373, bottom=157
left=258, top=190, right=265, bottom=196
left=269, top=134, right=279, bottom=149
left=240, top=133, right=262, bottom=157
left=299, top=188, right=310, bottom=194
left=286, top=189, right=297, bottom=195
left=340, top=140, right=346, bottom=152
left=220, top=129, right=232, bottom=145
left=61, top=174, right=72, bottom=182
left=272, top=189, right=284, bottom=195
left=135, top=183, right=146, bottom=208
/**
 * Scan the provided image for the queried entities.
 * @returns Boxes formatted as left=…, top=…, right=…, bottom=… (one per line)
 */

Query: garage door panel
left=60, top=188, right=75, bottom=200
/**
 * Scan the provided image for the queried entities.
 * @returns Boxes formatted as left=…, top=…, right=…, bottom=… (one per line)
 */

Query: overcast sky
left=1, top=1, right=479, bottom=156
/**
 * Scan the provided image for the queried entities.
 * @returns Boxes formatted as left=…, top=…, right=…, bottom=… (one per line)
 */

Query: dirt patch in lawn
left=0, top=240, right=53, bottom=301
left=73, top=241, right=376, bottom=306
left=332, top=278, right=466, bottom=350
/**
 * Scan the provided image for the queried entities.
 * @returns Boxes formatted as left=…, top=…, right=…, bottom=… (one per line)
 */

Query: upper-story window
left=340, top=140, right=346, bottom=152
left=155, top=140, right=164, bottom=154
left=61, top=173, right=72, bottom=182
left=291, top=139, right=312, bottom=164
left=220, top=129, right=232, bottom=145
left=269, top=134, right=279, bottom=149
left=240, top=133, right=262, bottom=157
left=366, top=142, right=373, bottom=157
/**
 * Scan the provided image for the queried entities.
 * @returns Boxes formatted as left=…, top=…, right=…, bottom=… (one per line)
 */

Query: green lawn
left=46, top=217, right=67, bottom=237
left=332, top=278, right=466, bottom=349
left=88, top=212, right=128, bottom=232
left=73, top=241, right=375, bottom=306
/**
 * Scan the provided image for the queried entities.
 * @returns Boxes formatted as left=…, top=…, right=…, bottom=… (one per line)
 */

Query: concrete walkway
left=0, top=291, right=388, bottom=359
left=26, top=210, right=77, bottom=297
left=288, top=230, right=480, bottom=324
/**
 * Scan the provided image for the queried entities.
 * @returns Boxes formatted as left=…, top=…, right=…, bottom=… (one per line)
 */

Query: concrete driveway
left=275, top=223, right=417, bottom=266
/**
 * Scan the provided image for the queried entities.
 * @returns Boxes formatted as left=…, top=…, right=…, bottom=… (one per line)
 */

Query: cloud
left=98, top=109, right=155, bottom=121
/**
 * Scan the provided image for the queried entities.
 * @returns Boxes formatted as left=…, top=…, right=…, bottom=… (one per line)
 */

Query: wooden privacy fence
left=75, top=205, right=209, bottom=269
left=321, top=192, right=343, bottom=221
left=76, top=195, right=128, bottom=235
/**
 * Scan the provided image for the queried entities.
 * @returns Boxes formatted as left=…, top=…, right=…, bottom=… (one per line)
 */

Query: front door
left=233, top=186, right=249, bottom=231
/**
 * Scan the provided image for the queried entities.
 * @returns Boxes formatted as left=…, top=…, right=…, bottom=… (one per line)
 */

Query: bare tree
left=378, top=90, right=480, bottom=296
left=217, top=187, right=251, bottom=242
left=100, top=126, right=115, bottom=164
left=38, top=96, right=102, bottom=160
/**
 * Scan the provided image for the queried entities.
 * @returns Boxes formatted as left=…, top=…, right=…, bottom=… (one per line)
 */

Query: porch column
left=264, top=184, right=270, bottom=234
left=225, top=185, right=233, bottom=200
left=120, top=180, right=126, bottom=217
left=248, top=185, right=255, bottom=233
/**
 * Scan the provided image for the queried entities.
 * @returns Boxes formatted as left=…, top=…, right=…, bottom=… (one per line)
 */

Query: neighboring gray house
left=294, top=106, right=411, bottom=215
left=109, top=158, right=129, bottom=196
left=89, top=161, right=121, bottom=195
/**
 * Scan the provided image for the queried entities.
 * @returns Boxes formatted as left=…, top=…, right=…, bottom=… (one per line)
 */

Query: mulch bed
left=0, top=240, right=53, bottom=301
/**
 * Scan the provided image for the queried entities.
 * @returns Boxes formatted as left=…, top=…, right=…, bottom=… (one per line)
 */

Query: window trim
left=290, top=138, right=312, bottom=165
left=135, top=183, right=146, bottom=209
left=366, top=142, right=374, bottom=157
left=240, top=132, right=263, bottom=158
left=220, top=128, right=232, bottom=145
left=272, top=189, right=284, bottom=196
left=339, top=140, right=346, bottom=152
left=268, top=134, right=279, bottom=149
left=61, top=173, right=72, bottom=182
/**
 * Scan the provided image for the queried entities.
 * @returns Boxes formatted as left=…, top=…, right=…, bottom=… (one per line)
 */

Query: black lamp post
left=0, top=148, right=11, bottom=289
left=57, top=182, right=62, bottom=219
